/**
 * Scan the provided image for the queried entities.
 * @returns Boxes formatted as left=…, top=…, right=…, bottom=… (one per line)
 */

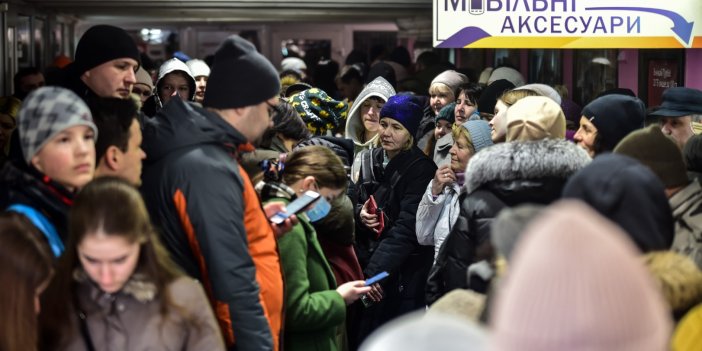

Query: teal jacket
left=269, top=198, right=346, bottom=351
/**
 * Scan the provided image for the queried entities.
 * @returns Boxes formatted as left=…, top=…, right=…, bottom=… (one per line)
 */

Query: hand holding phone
left=366, top=195, right=384, bottom=235
left=269, top=191, right=320, bottom=224
left=364, top=271, right=389, bottom=286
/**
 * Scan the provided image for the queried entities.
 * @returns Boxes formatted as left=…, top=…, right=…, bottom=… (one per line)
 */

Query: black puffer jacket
left=354, top=145, right=436, bottom=323
left=0, top=161, right=74, bottom=245
left=426, top=139, right=591, bottom=304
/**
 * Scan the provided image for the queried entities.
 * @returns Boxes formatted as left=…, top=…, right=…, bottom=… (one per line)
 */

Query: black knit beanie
left=203, top=35, right=280, bottom=109
left=74, top=25, right=140, bottom=74
left=582, top=94, right=645, bottom=152
left=477, top=79, right=515, bottom=115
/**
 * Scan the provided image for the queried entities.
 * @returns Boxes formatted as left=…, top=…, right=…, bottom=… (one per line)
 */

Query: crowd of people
left=2, top=23, right=702, bottom=351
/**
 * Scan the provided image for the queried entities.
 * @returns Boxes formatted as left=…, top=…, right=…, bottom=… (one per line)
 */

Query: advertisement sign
left=434, top=0, right=702, bottom=48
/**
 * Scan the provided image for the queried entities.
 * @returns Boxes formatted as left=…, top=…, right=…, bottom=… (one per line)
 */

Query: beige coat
left=61, top=274, right=225, bottom=351
left=671, top=179, right=702, bottom=269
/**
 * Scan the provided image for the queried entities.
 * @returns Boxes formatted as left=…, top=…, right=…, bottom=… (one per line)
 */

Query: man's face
left=19, top=73, right=45, bottom=95
left=660, top=115, right=694, bottom=149
left=81, top=58, right=139, bottom=98
left=118, top=119, right=146, bottom=186
left=238, top=97, right=277, bottom=142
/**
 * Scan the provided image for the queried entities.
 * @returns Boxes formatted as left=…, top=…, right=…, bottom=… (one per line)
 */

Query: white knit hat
left=490, top=200, right=672, bottom=351
left=431, top=70, right=469, bottom=95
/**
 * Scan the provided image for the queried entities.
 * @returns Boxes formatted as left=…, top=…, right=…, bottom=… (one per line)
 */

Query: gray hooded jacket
left=347, top=76, right=395, bottom=183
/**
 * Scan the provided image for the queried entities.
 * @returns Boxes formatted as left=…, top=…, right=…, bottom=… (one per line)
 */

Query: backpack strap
left=360, top=147, right=375, bottom=184
left=6, top=204, right=64, bottom=257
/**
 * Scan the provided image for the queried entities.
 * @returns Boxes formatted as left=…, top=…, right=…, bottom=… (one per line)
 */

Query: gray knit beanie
left=18, top=86, right=97, bottom=164
left=462, top=119, right=493, bottom=153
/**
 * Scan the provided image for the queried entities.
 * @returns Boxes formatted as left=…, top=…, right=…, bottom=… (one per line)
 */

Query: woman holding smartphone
left=40, top=177, right=224, bottom=350
left=354, top=95, right=436, bottom=339
left=258, top=145, right=370, bottom=351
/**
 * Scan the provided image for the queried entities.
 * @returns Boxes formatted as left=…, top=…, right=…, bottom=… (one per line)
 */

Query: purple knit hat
left=379, top=95, right=423, bottom=137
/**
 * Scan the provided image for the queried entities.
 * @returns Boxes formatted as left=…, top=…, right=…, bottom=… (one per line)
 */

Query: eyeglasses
left=266, top=101, right=282, bottom=118
left=132, top=87, right=152, bottom=98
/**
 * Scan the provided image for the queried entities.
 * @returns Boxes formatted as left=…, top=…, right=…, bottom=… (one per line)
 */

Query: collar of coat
left=74, top=268, right=157, bottom=304
left=464, top=138, right=591, bottom=194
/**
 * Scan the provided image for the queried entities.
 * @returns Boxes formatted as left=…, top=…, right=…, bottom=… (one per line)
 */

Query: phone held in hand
left=361, top=272, right=389, bottom=307
left=364, top=271, right=389, bottom=286
left=269, top=190, right=320, bottom=225
left=367, top=195, right=384, bottom=236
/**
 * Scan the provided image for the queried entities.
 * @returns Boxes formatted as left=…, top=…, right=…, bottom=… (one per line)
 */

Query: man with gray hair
left=649, top=87, right=702, bottom=149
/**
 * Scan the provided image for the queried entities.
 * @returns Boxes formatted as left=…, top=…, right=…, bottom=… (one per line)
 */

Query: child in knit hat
left=424, top=102, right=456, bottom=162
left=414, top=70, right=469, bottom=153
left=429, top=70, right=469, bottom=117
left=490, top=200, right=672, bottom=351
left=1, top=86, right=97, bottom=256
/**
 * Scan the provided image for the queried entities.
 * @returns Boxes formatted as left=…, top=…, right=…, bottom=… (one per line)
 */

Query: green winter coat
left=270, top=197, right=346, bottom=351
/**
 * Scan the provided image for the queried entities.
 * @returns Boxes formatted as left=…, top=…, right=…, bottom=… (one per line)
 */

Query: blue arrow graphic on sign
left=586, top=7, right=694, bottom=45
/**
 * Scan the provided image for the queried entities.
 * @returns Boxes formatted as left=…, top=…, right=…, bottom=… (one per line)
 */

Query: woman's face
left=574, top=116, right=598, bottom=157
left=430, top=86, right=454, bottom=115
left=379, top=117, right=411, bottom=156
left=0, top=113, right=16, bottom=149
left=31, top=125, right=95, bottom=192
left=361, top=98, right=385, bottom=134
left=159, top=72, right=190, bottom=105
left=78, top=232, right=141, bottom=294
left=434, top=119, right=453, bottom=140
left=449, top=133, right=474, bottom=173
left=454, top=91, right=476, bottom=124
left=489, top=99, right=509, bottom=142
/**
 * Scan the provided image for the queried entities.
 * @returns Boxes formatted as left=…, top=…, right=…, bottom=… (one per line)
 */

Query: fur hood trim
left=465, top=139, right=590, bottom=193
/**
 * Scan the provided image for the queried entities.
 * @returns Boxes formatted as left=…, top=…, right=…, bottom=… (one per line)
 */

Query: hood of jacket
left=562, top=153, right=674, bottom=253
left=642, top=251, right=702, bottom=316
left=345, top=76, right=395, bottom=146
left=155, top=58, right=196, bottom=105
left=141, top=97, right=246, bottom=164
left=465, top=139, right=591, bottom=197
left=295, top=135, right=354, bottom=169
left=0, top=161, right=74, bottom=241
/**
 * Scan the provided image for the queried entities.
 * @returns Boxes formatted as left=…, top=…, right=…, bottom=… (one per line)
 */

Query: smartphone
left=365, top=271, right=389, bottom=286
left=469, top=0, right=484, bottom=14
left=269, top=190, right=320, bottom=224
